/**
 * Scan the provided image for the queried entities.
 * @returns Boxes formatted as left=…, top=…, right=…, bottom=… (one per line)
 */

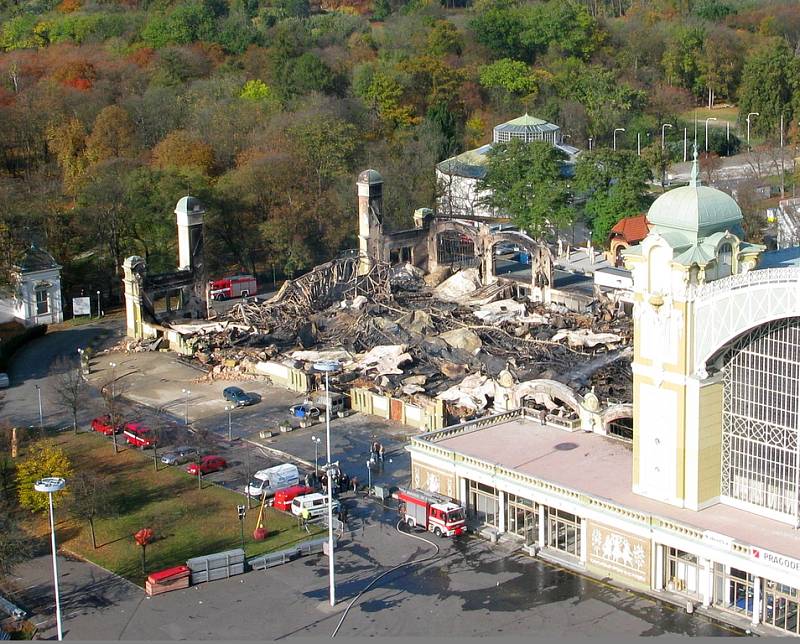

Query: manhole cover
left=554, top=442, right=578, bottom=451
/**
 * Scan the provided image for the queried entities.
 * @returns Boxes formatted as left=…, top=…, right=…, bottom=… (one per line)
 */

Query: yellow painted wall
left=697, top=381, right=723, bottom=504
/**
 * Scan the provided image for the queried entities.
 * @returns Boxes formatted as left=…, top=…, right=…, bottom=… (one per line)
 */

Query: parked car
left=161, top=446, right=200, bottom=466
left=123, top=422, right=156, bottom=449
left=90, top=415, right=120, bottom=436
left=494, top=242, right=522, bottom=256
left=187, top=456, right=227, bottom=476
left=289, top=403, right=321, bottom=419
left=0, top=373, right=9, bottom=389
left=223, top=386, right=257, bottom=407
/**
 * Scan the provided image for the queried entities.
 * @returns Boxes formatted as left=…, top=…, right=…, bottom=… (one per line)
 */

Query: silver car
left=161, top=446, right=199, bottom=465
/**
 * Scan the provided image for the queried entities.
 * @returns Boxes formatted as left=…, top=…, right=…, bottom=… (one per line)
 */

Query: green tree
left=426, top=20, right=462, bottom=57
left=277, top=53, right=337, bottom=99
left=574, top=148, right=652, bottom=243
left=46, top=117, right=89, bottom=197
left=738, top=39, right=797, bottom=139
left=479, top=59, right=538, bottom=96
left=239, top=79, right=280, bottom=108
left=288, top=117, right=359, bottom=196
left=478, top=139, right=573, bottom=239
left=16, top=442, right=73, bottom=513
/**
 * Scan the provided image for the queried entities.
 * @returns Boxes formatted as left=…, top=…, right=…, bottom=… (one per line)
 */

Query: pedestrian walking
left=352, top=476, right=359, bottom=493
left=379, top=443, right=385, bottom=461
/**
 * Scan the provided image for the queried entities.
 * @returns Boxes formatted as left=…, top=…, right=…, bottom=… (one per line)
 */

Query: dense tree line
left=0, top=0, right=799, bottom=300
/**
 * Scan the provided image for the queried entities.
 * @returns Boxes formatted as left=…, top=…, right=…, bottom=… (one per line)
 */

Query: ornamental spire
left=689, top=143, right=700, bottom=188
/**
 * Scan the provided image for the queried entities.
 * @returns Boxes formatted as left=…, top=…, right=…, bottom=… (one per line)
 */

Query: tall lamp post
left=588, top=136, right=593, bottom=151
left=109, top=362, right=118, bottom=453
left=313, top=359, right=340, bottom=608
left=35, top=477, right=66, bottom=641
left=96, top=291, right=101, bottom=318
left=661, top=123, right=673, bottom=149
left=746, top=112, right=759, bottom=150
left=35, top=384, right=43, bottom=430
left=613, top=128, right=625, bottom=151
left=181, top=389, right=191, bottom=425
left=225, top=405, right=234, bottom=441
left=311, top=436, right=321, bottom=477
left=705, top=117, right=717, bottom=152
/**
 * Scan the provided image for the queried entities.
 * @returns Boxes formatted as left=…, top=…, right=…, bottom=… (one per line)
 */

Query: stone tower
left=357, top=169, right=383, bottom=275
left=624, top=154, right=762, bottom=510
left=175, top=195, right=206, bottom=301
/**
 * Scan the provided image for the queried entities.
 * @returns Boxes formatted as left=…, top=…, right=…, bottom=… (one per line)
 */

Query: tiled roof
left=609, top=214, right=650, bottom=243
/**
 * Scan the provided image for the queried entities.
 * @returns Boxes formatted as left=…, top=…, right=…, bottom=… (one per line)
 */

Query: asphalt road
left=15, top=496, right=739, bottom=640
left=1, top=318, right=124, bottom=429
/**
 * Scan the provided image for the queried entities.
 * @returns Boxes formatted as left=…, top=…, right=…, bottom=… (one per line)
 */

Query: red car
left=91, top=415, right=120, bottom=436
left=123, top=422, right=156, bottom=449
left=186, top=456, right=226, bottom=476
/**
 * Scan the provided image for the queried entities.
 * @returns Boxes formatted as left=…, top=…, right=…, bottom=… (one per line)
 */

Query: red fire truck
left=123, top=422, right=157, bottom=449
left=396, top=488, right=467, bottom=537
left=208, top=275, right=257, bottom=301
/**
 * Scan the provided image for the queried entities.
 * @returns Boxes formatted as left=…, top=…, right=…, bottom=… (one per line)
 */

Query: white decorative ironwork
left=694, top=267, right=800, bottom=373
left=721, top=318, right=800, bottom=523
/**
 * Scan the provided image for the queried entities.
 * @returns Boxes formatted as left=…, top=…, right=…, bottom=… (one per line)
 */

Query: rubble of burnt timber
left=159, top=255, right=633, bottom=425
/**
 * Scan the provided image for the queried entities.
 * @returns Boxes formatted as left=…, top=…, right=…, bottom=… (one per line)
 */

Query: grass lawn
left=680, top=105, right=740, bottom=126
left=23, top=432, right=320, bottom=586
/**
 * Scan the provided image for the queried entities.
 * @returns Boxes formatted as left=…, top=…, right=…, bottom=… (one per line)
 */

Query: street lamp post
left=637, top=132, right=641, bottom=156
left=181, top=389, right=190, bottom=425
left=225, top=405, right=234, bottom=441
left=109, top=362, right=118, bottom=453
left=613, top=128, right=625, bottom=151
left=311, top=436, right=321, bottom=477
left=705, top=117, right=717, bottom=152
left=35, top=477, right=66, bottom=641
left=313, top=359, right=340, bottom=608
left=747, top=112, right=759, bottom=150
left=588, top=136, right=593, bottom=151
left=35, top=384, right=43, bottom=430
left=96, top=291, right=101, bottom=318
left=661, top=123, right=673, bottom=149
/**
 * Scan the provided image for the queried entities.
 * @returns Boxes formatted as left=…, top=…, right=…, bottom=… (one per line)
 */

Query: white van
left=290, top=493, right=340, bottom=519
left=246, top=463, right=299, bottom=498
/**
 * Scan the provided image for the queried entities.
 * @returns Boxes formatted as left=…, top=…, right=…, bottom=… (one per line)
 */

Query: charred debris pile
left=178, top=258, right=634, bottom=407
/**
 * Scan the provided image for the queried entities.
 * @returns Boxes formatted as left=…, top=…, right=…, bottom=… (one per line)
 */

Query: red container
left=272, top=485, right=314, bottom=512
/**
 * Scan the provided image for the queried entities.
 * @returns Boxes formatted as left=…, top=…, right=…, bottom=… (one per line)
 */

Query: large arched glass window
left=722, top=318, right=800, bottom=522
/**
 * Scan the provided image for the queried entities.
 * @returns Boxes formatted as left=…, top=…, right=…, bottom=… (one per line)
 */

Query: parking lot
left=86, top=351, right=416, bottom=502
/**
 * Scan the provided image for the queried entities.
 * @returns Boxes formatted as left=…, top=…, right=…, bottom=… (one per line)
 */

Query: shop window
left=468, top=481, right=498, bottom=527
left=762, top=580, right=800, bottom=635
left=713, top=564, right=754, bottom=616
left=506, top=494, right=538, bottom=545
left=546, top=508, right=580, bottom=557
left=665, top=548, right=700, bottom=596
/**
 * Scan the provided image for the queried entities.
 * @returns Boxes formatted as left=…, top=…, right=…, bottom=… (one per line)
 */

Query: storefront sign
left=751, top=547, right=800, bottom=574
left=587, top=521, right=651, bottom=586
left=702, top=530, right=733, bottom=551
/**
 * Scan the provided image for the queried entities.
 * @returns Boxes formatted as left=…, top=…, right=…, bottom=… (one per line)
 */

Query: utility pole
left=781, top=113, right=786, bottom=197
left=684, top=128, right=688, bottom=162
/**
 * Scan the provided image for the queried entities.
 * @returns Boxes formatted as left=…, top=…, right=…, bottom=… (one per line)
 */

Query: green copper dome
left=647, top=153, right=742, bottom=240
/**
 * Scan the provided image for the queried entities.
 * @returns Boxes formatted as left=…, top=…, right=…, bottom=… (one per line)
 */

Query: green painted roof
left=504, top=114, right=548, bottom=127
left=647, top=154, right=742, bottom=246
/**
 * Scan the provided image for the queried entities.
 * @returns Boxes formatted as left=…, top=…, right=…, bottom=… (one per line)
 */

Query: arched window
left=718, top=243, right=733, bottom=277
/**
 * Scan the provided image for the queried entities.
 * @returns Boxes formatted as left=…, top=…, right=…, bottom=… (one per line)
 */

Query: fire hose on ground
left=330, top=520, right=441, bottom=638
